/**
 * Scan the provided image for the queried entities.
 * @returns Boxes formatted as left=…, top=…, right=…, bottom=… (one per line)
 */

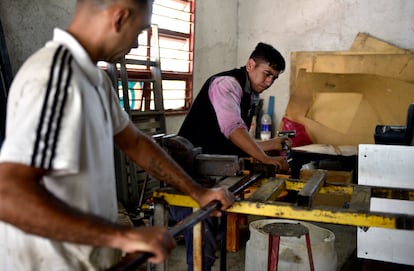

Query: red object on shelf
left=281, top=117, right=312, bottom=147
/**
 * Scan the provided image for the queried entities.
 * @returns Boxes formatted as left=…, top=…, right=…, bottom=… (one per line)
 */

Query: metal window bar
left=125, top=0, right=194, bottom=111
left=0, top=18, right=13, bottom=145
left=107, top=25, right=166, bottom=214
left=154, top=1, right=193, bottom=14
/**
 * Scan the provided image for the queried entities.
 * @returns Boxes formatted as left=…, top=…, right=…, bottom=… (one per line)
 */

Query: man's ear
left=112, top=7, right=131, bottom=32
left=246, top=58, right=256, bottom=72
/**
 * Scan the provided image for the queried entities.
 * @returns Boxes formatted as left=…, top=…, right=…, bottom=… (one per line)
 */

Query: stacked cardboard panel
left=285, top=33, right=414, bottom=145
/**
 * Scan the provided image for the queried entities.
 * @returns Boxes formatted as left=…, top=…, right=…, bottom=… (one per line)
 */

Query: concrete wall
left=0, top=0, right=237, bottom=135
left=0, top=0, right=74, bottom=74
left=237, top=0, right=414, bottom=128
left=169, top=0, right=414, bottom=133
left=2, top=0, right=413, bottom=133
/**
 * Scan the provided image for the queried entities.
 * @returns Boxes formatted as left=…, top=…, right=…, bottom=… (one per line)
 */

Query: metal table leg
left=154, top=202, right=168, bottom=271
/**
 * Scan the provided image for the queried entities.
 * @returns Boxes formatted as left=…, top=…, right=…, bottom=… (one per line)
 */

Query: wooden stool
left=263, top=222, right=315, bottom=271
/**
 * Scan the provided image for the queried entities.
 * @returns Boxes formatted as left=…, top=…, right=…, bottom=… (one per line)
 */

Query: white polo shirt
left=0, top=28, right=130, bottom=270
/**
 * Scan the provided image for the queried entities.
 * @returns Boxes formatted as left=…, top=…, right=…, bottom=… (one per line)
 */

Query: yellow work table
left=151, top=170, right=414, bottom=271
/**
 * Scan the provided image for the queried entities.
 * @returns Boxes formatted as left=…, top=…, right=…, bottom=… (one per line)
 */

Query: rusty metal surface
left=262, top=222, right=309, bottom=237
left=247, top=178, right=286, bottom=202
left=194, top=154, right=239, bottom=176
left=239, top=158, right=277, bottom=177
left=349, top=186, right=371, bottom=211
left=297, top=170, right=327, bottom=207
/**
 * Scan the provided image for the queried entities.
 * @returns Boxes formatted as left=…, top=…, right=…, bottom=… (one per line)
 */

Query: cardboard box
left=285, top=33, right=414, bottom=146
left=285, top=70, right=414, bottom=145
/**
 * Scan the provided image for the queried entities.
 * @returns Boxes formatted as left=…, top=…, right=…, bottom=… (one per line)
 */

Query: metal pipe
left=108, top=173, right=264, bottom=271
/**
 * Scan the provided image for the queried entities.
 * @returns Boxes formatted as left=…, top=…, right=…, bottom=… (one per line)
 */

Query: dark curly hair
left=249, top=42, right=285, bottom=73
left=77, top=0, right=151, bottom=7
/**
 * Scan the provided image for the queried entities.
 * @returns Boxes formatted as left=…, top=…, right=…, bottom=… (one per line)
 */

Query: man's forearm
left=229, top=128, right=269, bottom=162
left=257, top=137, right=284, bottom=152
left=115, top=124, right=205, bottom=199
left=229, top=128, right=289, bottom=171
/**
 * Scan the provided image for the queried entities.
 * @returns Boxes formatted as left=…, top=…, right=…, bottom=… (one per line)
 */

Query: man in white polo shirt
left=0, top=0, right=234, bottom=270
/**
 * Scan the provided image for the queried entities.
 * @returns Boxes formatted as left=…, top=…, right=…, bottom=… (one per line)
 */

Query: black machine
left=374, top=103, right=414, bottom=146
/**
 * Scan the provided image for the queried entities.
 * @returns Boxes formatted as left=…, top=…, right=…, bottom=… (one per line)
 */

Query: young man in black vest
left=173, top=42, right=290, bottom=271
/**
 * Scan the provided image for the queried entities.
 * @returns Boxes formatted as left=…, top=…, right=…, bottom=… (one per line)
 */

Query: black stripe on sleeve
left=31, top=45, right=73, bottom=169
left=47, top=55, right=73, bottom=170
left=31, top=45, right=64, bottom=167
left=40, top=48, right=70, bottom=168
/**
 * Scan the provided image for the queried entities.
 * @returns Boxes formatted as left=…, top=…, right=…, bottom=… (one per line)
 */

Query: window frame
left=126, top=0, right=195, bottom=115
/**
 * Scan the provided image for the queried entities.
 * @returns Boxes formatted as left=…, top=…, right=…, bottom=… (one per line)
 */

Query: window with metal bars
left=124, top=0, right=194, bottom=114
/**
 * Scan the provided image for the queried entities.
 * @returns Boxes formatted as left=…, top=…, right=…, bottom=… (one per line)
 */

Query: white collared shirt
left=0, top=28, right=129, bottom=271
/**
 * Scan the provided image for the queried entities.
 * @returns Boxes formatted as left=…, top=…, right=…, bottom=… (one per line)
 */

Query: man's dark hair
left=78, top=0, right=150, bottom=7
left=249, top=42, right=285, bottom=72
left=132, top=0, right=151, bottom=5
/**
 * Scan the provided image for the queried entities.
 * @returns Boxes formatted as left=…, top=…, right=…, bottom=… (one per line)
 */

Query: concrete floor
left=166, top=220, right=357, bottom=271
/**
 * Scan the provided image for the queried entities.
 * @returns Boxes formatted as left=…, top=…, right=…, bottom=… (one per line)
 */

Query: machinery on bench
left=150, top=134, right=279, bottom=271
left=149, top=132, right=414, bottom=271
left=145, top=134, right=414, bottom=271
left=110, top=134, right=278, bottom=271
left=111, top=117, right=414, bottom=271
left=156, top=133, right=277, bottom=179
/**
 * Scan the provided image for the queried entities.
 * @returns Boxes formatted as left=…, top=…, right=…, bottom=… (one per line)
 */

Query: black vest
left=178, top=67, right=255, bottom=157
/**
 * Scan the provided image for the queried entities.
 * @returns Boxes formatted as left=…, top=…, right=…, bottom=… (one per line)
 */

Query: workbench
left=151, top=170, right=414, bottom=271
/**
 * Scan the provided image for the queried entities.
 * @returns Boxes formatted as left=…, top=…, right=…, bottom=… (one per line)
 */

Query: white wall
left=166, top=0, right=239, bottom=134
left=237, top=0, right=414, bottom=128
left=2, top=0, right=413, bottom=133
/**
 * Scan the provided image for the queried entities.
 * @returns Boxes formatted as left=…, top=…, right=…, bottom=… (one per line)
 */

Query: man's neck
left=244, top=70, right=252, bottom=94
left=67, top=9, right=106, bottom=63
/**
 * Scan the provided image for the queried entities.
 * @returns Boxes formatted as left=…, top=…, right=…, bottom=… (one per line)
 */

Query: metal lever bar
left=297, top=170, right=327, bottom=207
left=108, top=173, right=264, bottom=271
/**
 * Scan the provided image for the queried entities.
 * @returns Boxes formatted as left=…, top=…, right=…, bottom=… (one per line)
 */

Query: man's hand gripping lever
left=108, top=172, right=265, bottom=271
left=277, top=130, right=296, bottom=167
